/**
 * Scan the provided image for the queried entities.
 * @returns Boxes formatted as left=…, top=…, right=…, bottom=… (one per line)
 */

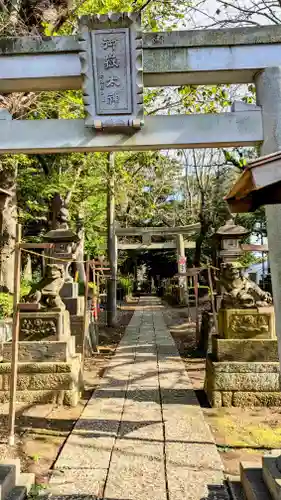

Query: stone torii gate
left=1, top=18, right=281, bottom=335
left=1, top=23, right=281, bottom=153
left=0, top=17, right=281, bottom=334
left=101, top=224, right=199, bottom=319
left=115, top=224, right=199, bottom=301
left=2, top=13, right=281, bottom=457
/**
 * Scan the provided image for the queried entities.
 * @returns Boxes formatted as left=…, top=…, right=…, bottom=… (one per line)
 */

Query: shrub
left=20, top=279, right=32, bottom=299
left=0, top=293, right=13, bottom=319
left=119, top=276, right=133, bottom=297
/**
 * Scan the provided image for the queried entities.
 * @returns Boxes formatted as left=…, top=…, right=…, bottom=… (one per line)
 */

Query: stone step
left=263, top=455, right=281, bottom=500
left=240, top=462, right=272, bottom=500
left=6, top=473, right=35, bottom=500
left=0, top=466, right=17, bottom=500
left=0, top=462, right=34, bottom=500
left=227, top=476, right=245, bottom=500
left=16, top=473, right=35, bottom=496
left=6, top=486, right=28, bottom=500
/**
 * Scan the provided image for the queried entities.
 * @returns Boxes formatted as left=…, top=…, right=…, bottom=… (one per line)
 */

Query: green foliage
left=0, top=293, right=13, bottom=319
left=119, top=276, right=133, bottom=297
left=223, top=150, right=248, bottom=170
left=178, top=85, right=232, bottom=114
left=88, top=282, right=98, bottom=296
left=20, top=279, right=32, bottom=298
left=238, top=252, right=265, bottom=268
left=28, top=483, right=47, bottom=500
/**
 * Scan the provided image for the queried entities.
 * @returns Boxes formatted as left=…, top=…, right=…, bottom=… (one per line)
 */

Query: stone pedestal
left=205, top=355, right=281, bottom=407
left=218, top=308, right=275, bottom=339
left=60, top=281, right=85, bottom=316
left=212, top=336, right=279, bottom=362
left=204, top=307, right=279, bottom=407
left=0, top=354, right=82, bottom=406
left=61, top=282, right=79, bottom=298
left=2, top=337, right=76, bottom=362
left=19, top=310, right=70, bottom=341
left=5, top=310, right=83, bottom=406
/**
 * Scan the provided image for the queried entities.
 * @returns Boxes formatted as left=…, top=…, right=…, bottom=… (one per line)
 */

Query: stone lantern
left=44, top=228, right=83, bottom=315
left=216, top=219, right=249, bottom=264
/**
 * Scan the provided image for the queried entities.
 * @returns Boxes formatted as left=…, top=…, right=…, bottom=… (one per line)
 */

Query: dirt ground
left=0, top=304, right=134, bottom=483
left=164, top=303, right=281, bottom=477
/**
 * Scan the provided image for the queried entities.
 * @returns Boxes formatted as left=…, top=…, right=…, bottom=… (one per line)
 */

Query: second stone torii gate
left=105, top=224, right=200, bottom=317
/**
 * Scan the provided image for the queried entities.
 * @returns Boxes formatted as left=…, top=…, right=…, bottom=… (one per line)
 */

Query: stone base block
left=63, top=297, right=84, bottom=316
left=0, top=389, right=80, bottom=407
left=19, top=310, right=70, bottom=341
left=212, top=336, right=279, bottom=362
left=263, top=456, right=281, bottom=500
left=70, top=314, right=89, bottom=353
left=60, top=282, right=79, bottom=298
left=207, top=390, right=281, bottom=408
left=2, top=337, right=76, bottom=362
left=240, top=462, right=272, bottom=500
left=218, top=308, right=275, bottom=339
left=205, top=355, right=280, bottom=407
left=0, top=355, right=82, bottom=406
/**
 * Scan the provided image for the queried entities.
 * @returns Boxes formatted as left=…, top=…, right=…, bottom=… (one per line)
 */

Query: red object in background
left=178, top=256, right=186, bottom=265
left=91, top=301, right=100, bottom=320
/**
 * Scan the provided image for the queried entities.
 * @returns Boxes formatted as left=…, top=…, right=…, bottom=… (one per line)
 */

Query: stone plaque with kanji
left=79, top=13, right=143, bottom=130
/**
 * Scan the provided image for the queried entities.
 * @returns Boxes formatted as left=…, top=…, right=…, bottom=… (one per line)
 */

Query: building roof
left=225, top=151, right=281, bottom=213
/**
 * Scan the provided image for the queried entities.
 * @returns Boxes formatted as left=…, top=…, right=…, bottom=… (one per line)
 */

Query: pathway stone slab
left=104, top=452, right=166, bottom=500
left=50, top=297, right=229, bottom=500
left=49, top=469, right=107, bottom=496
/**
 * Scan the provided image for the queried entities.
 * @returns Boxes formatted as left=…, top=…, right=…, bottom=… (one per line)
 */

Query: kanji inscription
left=92, top=30, right=132, bottom=115
left=79, top=13, right=144, bottom=129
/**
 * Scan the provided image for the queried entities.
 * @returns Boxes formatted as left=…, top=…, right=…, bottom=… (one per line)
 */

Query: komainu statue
left=220, top=262, right=272, bottom=309
left=24, top=264, right=66, bottom=310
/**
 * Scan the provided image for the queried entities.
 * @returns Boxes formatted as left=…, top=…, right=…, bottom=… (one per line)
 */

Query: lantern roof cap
left=216, top=219, right=249, bottom=237
left=44, top=228, right=79, bottom=242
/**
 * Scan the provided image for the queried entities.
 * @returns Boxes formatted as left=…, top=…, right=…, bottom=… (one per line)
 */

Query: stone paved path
left=49, top=297, right=229, bottom=500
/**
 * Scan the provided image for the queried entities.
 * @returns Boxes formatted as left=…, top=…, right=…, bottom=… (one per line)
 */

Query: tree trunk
left=0, top=162, right=17, bottom=293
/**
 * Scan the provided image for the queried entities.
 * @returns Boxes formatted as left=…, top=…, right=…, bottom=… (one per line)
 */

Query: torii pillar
left=175, top=233, right=188, bottom=304
left=255, top=68, right=281, bottom=362
left=255, top=66, right=281, bottom=493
